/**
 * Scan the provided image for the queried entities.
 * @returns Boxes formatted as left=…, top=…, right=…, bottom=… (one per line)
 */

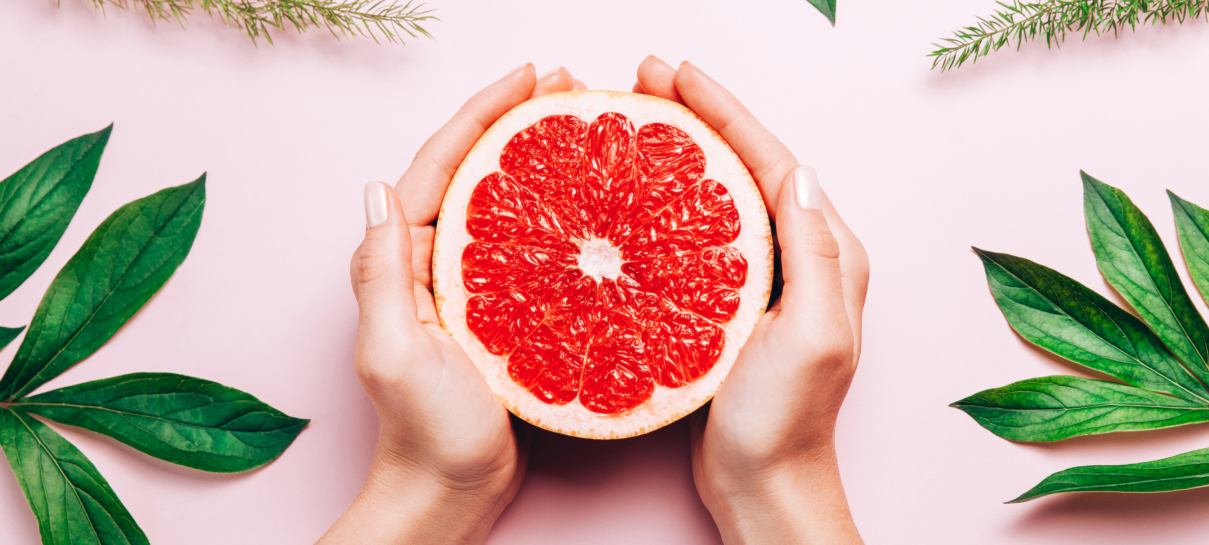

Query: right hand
left=634, top=56, right=870, bottom=545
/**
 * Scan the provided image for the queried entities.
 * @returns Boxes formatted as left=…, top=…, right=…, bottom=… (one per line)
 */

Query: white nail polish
left=793, top=166, right=822, bottom=211
left=364, top=181, right=389, bottom=228
left=538, top=67, right=562, bottom=79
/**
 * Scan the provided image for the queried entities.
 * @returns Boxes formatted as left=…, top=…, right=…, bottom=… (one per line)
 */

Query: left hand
left=318, top=65, right=584, bottom=545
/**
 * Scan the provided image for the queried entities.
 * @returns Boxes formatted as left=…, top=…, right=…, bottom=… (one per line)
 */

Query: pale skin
left=319, top=58, right=869, bottom=545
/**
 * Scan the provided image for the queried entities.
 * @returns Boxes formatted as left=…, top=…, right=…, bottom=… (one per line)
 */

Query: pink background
left=3, top=0, right=1209, bottom=542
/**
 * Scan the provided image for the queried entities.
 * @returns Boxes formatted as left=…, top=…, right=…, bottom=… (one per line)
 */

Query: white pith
left=577, top=238, right=622, bottom=282
left=432, top=91, right=773, bottom=440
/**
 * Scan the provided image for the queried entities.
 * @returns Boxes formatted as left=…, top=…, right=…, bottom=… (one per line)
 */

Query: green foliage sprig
left=0, top=126, right=307, bottom=543
left=954, top=171, right=1209, bottom=502
left=75, top=0, right=435, bottom=45
left=930, top=0, right=1209, bottom=70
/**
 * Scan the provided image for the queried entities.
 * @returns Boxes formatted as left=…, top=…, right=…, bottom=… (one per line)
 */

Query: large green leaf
left=0, top=407, right=147, bottom=544
left=1010, top=446, right=1209, bottom=503
left=952, top=375, right=1209, bottom=442
left=974, top=248, right=1208, bottom=403
left=1170, top=191, right=1209, bottom=306
left=0, top=176, right=206, bottom=401
left=15, top=373, right=309, bottom=473
left=0, top=325, right=23, bottom=352
left=806, top=0, right=837, bottom=24
left=0, top=125, right=111, bottom=301
left=1083, top=172, right=1209, bottom=382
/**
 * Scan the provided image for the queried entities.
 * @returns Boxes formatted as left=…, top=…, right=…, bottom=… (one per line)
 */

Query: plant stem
left=930, top=0, right=1209, bottom=71
left=73, top=0, right=436, bottom=45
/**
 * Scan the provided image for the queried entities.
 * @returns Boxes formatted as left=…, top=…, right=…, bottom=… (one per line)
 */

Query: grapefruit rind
left=433, top=90, right=773, bottom=439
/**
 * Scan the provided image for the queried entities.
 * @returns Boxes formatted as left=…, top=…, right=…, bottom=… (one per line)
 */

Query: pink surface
left=2, top=0, right=1209, bottom=542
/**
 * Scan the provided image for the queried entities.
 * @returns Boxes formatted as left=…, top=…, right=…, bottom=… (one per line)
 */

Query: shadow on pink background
left=2, top=0, right=1209, bottom=543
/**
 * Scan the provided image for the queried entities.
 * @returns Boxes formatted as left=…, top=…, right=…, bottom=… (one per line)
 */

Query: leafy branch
left=930, top=0, right=1209, bottom=70
left=954, top=172, right=1209, bottom=502
left=0, top=126, right=307, bottom=542
left=74, top=0, right=436, bottom=44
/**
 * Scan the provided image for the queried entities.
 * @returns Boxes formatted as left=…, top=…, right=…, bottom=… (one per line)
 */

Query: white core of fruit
left=577, top=238, right=623, bottom=282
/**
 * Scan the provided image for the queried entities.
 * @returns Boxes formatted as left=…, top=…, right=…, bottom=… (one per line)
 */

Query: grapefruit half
left=433, top=90, right=773, bottom=439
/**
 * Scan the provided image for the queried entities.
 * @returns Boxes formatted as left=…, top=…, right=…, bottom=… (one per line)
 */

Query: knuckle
left=354, top=246, right=391, bottom=286
left=798, top=231, right=842, bottom=260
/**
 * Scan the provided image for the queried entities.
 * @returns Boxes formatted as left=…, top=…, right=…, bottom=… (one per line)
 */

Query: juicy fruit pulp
left=461, top=113, right=749, bottom=415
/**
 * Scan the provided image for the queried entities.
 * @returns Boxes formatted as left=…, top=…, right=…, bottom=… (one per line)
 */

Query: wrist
left=318, top=447, right=518, bottom=545
left=698, top=444, right=862, bottom=545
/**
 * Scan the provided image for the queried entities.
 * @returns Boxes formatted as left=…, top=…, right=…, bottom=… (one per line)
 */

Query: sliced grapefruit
left=433, top=90, right=773, bottom=439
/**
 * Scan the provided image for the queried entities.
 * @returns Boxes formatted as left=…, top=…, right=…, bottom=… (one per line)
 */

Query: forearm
left=317, top=452, right=510, bottom=545
left=704, top=447, right=863, bottom=545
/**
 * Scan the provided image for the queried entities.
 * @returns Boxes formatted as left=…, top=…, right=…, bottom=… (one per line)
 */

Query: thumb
left=775, top=166, right=849, bottom=330
left=351, top=181, right=419, bottom=335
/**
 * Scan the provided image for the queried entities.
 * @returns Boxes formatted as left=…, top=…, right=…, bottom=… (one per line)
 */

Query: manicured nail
left=364, top=181, right=389, bottom=228
left=793, top=166, right=822, bottom=211
left=508, top=62, right=534, bottom=76
left=538, top=67, right=562, bottom=79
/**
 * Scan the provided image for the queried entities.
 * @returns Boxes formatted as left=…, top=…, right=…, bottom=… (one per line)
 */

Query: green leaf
left=1170, top=190, right=1209, bottom=306
left=1083, top=172, right=1209, bottom=383
left=0, top=125, right=111, bottom=302
left=974, top=248, right=1209, bottom=403
left=1010, top=446, right=1209, bottom=503
left=15, top=373, right=309, bottom=473
left=805, top=0, right=836, bottom=25
left=0, top=407, right=148, bottom=544
left=952, top=375, right=1209, bottom=442
left=0, top=176, right=206, bottom=401
left=0, top=325, right=23, bottom=352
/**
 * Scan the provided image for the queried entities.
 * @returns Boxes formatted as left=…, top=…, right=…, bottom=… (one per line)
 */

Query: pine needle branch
left=71, top=0, right=437, bottom=45
left=930, top=0, right=1209, bottom=71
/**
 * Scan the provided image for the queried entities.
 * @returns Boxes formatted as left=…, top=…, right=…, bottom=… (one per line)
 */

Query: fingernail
left=364, top=181, right=389, bottom=228
left=793, top=166, right=822, bottom=211
left=538, top=67, right=562, bottom=79
left=508, top=62, right=533, bottom=76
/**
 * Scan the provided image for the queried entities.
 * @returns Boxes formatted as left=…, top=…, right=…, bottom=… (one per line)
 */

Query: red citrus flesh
left=460, top=113, right=748, bottom=415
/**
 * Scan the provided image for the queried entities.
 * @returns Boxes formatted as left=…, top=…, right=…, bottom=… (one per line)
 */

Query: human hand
left=318, top=64, right=584, bottom=545
left=634, top=57, right=870, bottom=544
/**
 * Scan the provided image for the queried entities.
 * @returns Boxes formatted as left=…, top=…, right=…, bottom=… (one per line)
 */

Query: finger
left=775, top=167, right=850, bottom=339
left=636, top=55, right=682, bottom=104
left=352, top=182, right=420, bottom=336
left=572, top=79, right=587, bottom=91
left=632, top=81, right=645, bottom=94
left=820, top=191, right=870, bottom=363
left=396, top=63, right=537, bottom=226
left=674, top=61, right=797, bottom=218
left=409, top=225, right=434, bottom=289
left=531, top=67, right=575, bottom=98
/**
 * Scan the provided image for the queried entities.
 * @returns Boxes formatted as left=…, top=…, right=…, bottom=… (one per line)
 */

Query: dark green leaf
left=1170, top=190, right=1209, bottom=306
left=1083, top=172, right=1209, bottom=382
left=974, top=248, right=1208, bottom=403
left=805, top=0, right=836, bottom=25
left=16, top=373, right=309, bottom=473
left=0, top=176, right=206, bottom=401
left=952, top=375, right=1209, bottom=442
left=0, top=125, right=111, bottom=301
left=1010, top=446, right=1209, bottom=503
left=0, top=325, right=23, bottom=352
left=0, top=407, right=147, bottom=544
